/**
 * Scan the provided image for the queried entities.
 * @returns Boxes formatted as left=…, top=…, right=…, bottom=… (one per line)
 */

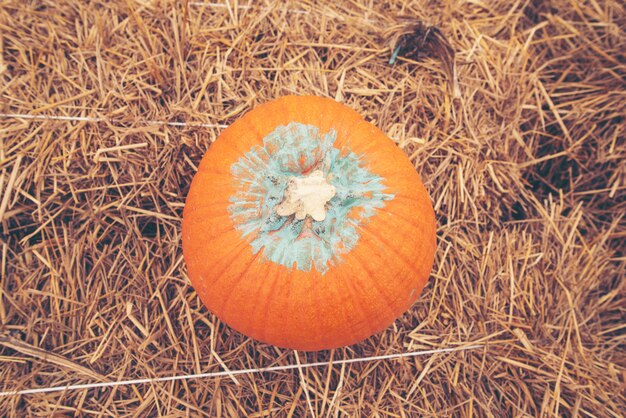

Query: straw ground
left=0, top=0, right=624, bottom=416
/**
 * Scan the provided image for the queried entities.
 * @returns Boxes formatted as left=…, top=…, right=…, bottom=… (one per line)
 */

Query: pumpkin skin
left=182, top=96, right=436, bottom=351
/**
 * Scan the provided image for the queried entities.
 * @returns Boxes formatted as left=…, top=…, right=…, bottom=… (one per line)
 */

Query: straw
left=1, top=0, right=624, bottom=415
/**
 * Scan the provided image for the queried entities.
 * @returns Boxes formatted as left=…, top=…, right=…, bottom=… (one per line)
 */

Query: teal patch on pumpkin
left=228, top=122, right=393, bottom=274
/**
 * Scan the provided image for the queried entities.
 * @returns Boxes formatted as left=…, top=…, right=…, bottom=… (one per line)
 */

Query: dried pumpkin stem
left=275, top=170, right=336, bottom=222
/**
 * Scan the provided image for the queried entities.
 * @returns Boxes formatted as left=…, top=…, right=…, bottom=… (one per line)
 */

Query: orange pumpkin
left=182, top=96, right=436, bottom=351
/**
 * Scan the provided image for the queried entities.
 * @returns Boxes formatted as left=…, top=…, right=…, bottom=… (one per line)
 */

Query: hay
left=0, top=0, right=624, bottom=415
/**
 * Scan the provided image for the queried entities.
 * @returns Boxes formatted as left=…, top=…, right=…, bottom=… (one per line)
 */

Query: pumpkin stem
left=275, top=170, right=336, bottom=222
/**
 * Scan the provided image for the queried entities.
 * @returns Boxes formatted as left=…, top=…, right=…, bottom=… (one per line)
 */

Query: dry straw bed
left=0, top=0, right=624, bottom=416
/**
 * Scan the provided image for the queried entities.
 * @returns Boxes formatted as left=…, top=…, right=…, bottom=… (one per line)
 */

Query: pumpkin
left=182, top=96, right=436, bottom=351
